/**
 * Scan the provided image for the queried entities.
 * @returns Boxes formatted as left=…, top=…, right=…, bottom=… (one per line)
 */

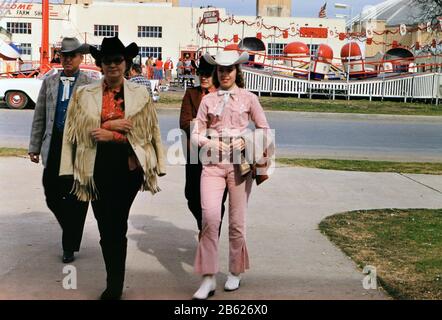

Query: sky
left=180, top=0, right=384, bottom=18
left=45, top=0, right=387, bottom=18
left=42, top=0, right=385, bottom=18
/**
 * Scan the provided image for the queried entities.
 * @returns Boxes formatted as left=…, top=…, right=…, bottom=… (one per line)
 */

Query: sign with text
left=0, top=2, right=69, bottom=20
left=299, top=27, right=328, bottom=39
left=202, top=10, right=219, bottom=24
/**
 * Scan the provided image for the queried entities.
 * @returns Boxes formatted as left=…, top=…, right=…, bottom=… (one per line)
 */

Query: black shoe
left=62, top=251, right=75, bottom=263
left=100, top=288, right=122, bottom=300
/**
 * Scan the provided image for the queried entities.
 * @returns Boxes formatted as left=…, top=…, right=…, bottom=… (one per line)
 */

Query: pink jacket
left=191, top=86, right=270, bottom=147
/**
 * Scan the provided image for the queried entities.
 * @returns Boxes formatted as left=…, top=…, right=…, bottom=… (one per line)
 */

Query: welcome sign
left=0, top=2, right=70, bottom=20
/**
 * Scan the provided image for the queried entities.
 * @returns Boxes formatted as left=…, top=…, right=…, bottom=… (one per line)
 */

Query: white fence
left=243, top=68, right=442, bottom=103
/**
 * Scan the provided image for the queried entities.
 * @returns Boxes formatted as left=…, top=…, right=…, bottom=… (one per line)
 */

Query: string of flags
left=196, top=14, right=442, bottom=50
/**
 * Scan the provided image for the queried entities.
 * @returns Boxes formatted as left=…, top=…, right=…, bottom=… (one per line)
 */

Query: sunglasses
left=197, top=71, right=213, bottom=77
left=102, top=56, right=125, bottom=65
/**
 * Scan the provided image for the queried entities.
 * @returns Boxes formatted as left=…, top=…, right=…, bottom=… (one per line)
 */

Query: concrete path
left=1, top=157, right=441, bottom=300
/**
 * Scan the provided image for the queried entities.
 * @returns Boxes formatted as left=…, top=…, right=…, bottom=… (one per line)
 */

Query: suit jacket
left=179, top=86, right=207, bottom=161
left=28, top=71, right=94, bottom=167
left=179, top=86, right=206, bottom=141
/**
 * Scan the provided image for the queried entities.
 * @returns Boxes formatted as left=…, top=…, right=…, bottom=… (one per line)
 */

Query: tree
left=414, top=0, right=442, bottom=26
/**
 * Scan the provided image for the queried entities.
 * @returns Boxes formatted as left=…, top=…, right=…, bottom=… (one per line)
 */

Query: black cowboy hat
left=90, top=36, right=139, bottom=62
left=194, top=55, right=215, bottom=75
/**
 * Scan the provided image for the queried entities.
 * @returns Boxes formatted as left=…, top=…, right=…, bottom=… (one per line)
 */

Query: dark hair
left=212, top=64, right=245, bottom=88
left=131, top=63, right=142, bottom=74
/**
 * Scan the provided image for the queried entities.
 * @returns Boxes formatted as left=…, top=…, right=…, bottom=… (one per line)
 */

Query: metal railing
left=243, top=67, right=441, bottom=104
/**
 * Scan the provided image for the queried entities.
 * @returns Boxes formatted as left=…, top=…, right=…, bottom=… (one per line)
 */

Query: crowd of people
left=143, top=55, right=174, bottom=83
left=28, top=35, right=272, bottom=301
left=142, top=53, right=198, bottom=87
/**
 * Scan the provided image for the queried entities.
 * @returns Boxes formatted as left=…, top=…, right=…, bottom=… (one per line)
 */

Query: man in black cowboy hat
left=179, top=55, right=227, bottom=237
left=29, top=37, right=93, bottom=264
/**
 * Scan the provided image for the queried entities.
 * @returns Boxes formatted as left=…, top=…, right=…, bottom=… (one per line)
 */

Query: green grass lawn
left=156, top=91, right=183, bottom=106
left=0, top=147, right=28, bottom=157
left=319, top=209, right=442, bottom=299
left=158, top=91, right=442, bottom=116
left=2, top=148, right=441, bottom=175
left=258, top=96, right=442, bottom=115
left=277, top=158, right=442, bottom=175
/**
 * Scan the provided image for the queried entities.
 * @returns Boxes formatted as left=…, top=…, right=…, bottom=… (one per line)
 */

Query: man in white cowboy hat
left=190, top=49, right=273, bottom=300
left=29, top=37, right=94, bottom=264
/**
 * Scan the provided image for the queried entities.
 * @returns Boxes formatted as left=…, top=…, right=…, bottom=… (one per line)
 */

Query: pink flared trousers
left=194, top=163, right=253, bottom=275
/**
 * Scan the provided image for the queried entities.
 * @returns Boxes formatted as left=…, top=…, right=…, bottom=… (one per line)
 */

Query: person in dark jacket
left=179, top=55, right=227, bottom=237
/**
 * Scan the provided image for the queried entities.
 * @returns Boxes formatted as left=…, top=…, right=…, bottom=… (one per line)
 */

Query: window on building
left=139, top=46, right=162, bottom=58
left=268, top=43, right=285, bottom=56
left=6, top=22, right=31, bottom=34
left=18, top=43, right=32, bottom=55
left=138, top=26, right=162, bottom=38
left=308, top=44, right=319, bottom=58
left=266, top=6, right=282, bottom=17
left=94, top=25, right=119, bottom=37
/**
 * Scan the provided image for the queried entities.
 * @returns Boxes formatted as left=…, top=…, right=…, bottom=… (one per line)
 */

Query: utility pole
left=334, top=3, right=352, bottom=100
left=270, top=26, right=276, bottom=96
left=40, top=0, right=50, bottom=73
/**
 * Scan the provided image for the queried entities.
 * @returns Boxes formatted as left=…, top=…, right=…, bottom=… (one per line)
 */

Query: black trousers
left=42, top=129, right=89, bottom=252
left=91, top=142, right=143, bottom=292
left=185, top=161, right=227, bottom=232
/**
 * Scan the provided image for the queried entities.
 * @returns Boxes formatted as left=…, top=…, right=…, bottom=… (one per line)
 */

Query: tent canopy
left=0, top=39, right=21, bottom=59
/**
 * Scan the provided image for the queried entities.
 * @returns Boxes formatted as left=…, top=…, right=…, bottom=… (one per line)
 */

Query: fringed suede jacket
left=59, top=79, right=166, bottom=201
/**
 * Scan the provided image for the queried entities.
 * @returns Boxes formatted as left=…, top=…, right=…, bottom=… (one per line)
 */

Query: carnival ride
left=213, top=37, right=440, bottom=82
left=1, top=2, right=441, bottom=103
left=196, top=14, right=442, bottom=102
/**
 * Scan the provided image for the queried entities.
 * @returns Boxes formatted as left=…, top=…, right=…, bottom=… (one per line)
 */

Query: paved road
left=1, top=157, right=442, bottom=299
left=1, top=107, right=442, bottom=161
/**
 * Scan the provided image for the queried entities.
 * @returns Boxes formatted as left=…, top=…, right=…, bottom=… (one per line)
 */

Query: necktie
left=60, top=76, right=75, bottom=102
left=215, top=90, right=235, bottom=117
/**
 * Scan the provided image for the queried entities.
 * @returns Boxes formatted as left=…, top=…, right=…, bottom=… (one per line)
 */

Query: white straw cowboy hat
left=203, top=51, right=249, bottom=66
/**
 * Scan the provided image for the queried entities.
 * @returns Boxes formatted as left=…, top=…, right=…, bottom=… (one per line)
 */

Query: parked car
left=0, top=65, right=102, bottom=109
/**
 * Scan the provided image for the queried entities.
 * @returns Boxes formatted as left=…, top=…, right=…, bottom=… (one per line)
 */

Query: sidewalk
left=1, top=157, right=441, bottom=300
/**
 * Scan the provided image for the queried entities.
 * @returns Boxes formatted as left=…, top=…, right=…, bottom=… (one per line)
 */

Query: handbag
left=238, top=140, right=270, bottom=185
left=239, top=157, right=252, bottom=176
left=252, top=161, right=269, bottom=186
left=239, top=156, right=269, bottom=186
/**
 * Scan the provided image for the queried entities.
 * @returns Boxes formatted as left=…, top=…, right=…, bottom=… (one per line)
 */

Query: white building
left=0, top=1, right=346, bottom=73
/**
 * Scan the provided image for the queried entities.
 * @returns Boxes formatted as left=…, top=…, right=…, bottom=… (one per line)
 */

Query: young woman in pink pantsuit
left=190, top=50, right=272, bottom=300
